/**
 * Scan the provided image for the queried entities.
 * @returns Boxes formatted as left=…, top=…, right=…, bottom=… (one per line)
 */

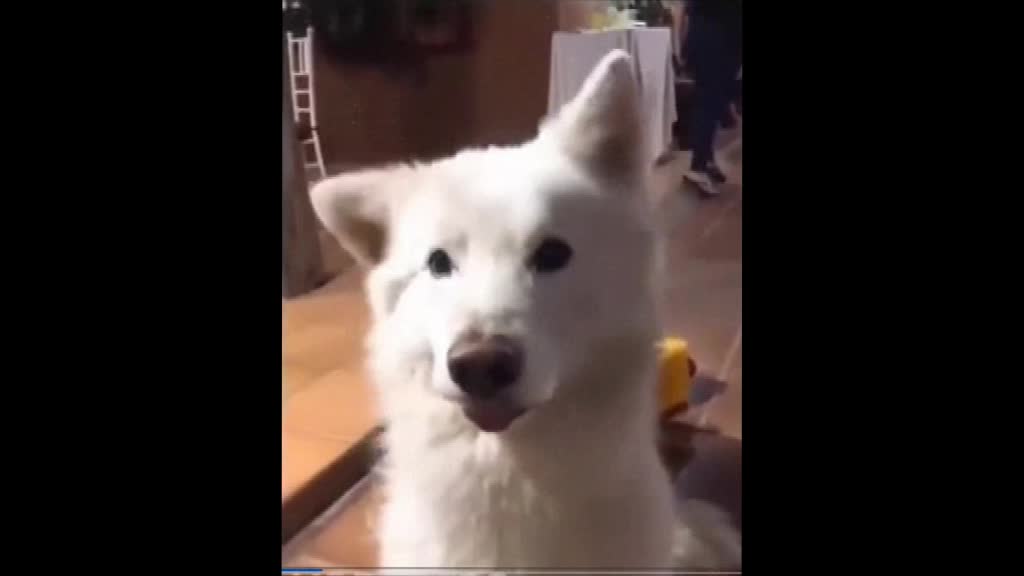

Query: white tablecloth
left=548, top=28, right=676, bottom=164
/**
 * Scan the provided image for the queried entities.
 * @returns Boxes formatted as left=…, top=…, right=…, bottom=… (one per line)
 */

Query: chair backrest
left=286, top=27, right=318, bottom=128
left=287, top=31, right=311, bottom=76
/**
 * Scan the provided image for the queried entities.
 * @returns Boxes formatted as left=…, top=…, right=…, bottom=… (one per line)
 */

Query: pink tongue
left=463, top=403, right=527, bottom=433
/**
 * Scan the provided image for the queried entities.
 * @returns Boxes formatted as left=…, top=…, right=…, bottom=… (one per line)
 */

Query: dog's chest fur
left=377, top=396, right=675, bottom=569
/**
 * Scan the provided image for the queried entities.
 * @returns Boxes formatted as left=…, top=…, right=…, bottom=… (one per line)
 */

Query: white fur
left=312, top=50, right=740, bottom=570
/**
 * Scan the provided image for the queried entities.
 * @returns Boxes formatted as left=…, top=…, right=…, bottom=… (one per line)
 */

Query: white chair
left=285, top=20, right=327, bottom=180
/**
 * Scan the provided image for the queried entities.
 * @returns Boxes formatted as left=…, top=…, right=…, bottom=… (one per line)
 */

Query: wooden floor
left=281, top=126, right=744, bottom=568
left=282, top=237, right=376, bottom=503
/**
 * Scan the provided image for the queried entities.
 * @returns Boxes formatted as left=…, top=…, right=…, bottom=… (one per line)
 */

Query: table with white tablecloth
left=548, top=28, right=676, bottom=165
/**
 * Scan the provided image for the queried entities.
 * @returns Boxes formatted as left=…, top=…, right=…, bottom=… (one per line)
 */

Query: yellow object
left=657, top=338, right=695, bottom=419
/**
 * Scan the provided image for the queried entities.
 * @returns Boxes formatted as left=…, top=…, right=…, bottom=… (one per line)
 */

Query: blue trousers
left=686, top=12, right=742, bottom=170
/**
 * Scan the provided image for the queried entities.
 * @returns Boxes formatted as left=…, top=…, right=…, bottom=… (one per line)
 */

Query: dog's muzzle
left=447, top=333, right=527, bottom=432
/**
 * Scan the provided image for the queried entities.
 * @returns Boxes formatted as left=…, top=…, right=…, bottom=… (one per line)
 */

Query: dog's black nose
left=447, top=334, right=524, bottom=399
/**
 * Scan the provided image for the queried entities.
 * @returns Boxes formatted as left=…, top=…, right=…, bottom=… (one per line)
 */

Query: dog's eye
left=530, top=237, right=573, bottom=273
left=427, top=249, right=454, bottom=277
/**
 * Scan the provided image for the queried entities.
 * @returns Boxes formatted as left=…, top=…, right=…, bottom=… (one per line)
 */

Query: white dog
left=312, top=50, right=740, bottom=570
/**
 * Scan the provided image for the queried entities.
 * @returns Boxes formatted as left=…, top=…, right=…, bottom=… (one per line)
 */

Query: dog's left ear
left=542, top=49, right=643, bottom=183
left=310, top=165, right=413, bottom=267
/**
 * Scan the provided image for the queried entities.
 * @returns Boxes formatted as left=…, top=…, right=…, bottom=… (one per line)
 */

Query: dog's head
left=312, top=51, right=656, bottom=434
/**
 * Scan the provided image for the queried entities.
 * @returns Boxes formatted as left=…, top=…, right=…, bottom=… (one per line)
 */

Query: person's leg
left=707, top=50, right=742, bottom=179
left=720, top=75, right=740, bottom=129
left=697, top=80, right=732, bottom=186
left=719, top=25, right=743, bottom=130
left=687, top=13, right=718, bottom=174
left=685, top=14, right=733, bottom=193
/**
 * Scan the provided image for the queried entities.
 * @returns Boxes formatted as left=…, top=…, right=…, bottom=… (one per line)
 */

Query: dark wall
left=312, top=0, right=558, bottom=168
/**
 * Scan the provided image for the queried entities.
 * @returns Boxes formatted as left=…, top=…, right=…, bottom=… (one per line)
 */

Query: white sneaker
left=683, top=169, right=720, bottom=196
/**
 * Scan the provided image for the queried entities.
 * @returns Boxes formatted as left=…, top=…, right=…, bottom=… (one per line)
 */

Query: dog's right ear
left=309, top=165, right=412, bottom=267
left=540, top=49, right=643, bottom=184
